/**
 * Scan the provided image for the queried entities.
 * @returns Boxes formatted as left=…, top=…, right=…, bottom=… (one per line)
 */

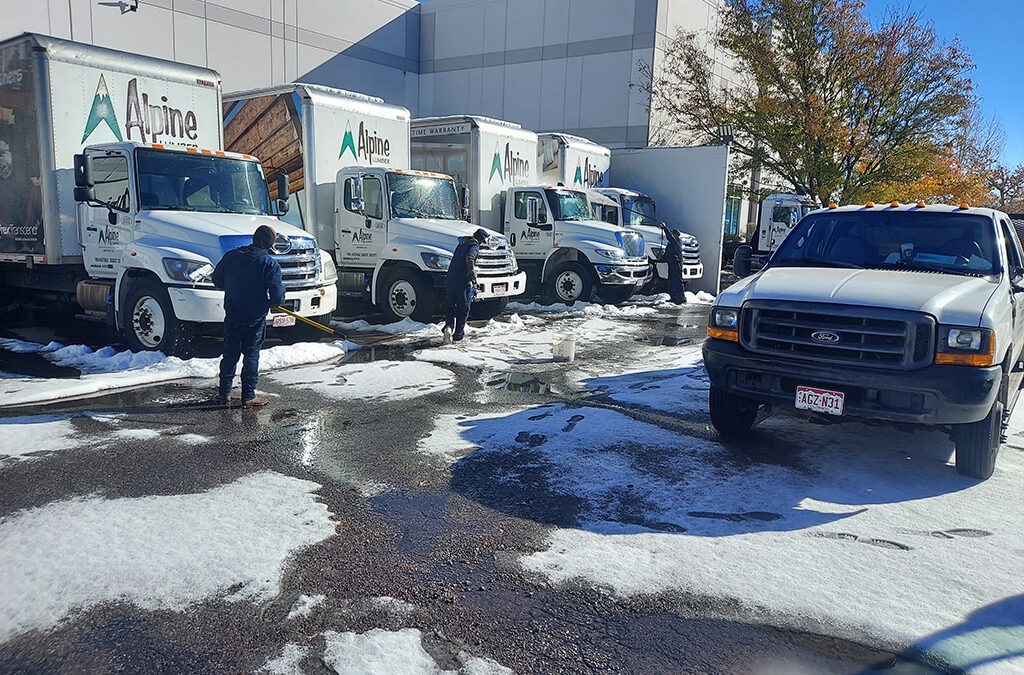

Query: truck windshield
left=136, top=149, right=271, bottom=215
left=771, top=211, right=1000, bottom=276
left=622, top=196, right=657, bottom=226
left=387, top=173, right=460, bottom=220
left=547, top=189, right=592, bottom=221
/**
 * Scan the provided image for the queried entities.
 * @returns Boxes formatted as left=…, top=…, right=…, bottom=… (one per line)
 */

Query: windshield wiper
left=773, top=257, right=862, bottom=269
left=866, top=261, right=982, bottom=276
left=147, top=204, right=197, bottom=211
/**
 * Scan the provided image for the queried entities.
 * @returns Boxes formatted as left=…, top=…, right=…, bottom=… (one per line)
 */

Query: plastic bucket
left=552, top=332, right=576, bottom=362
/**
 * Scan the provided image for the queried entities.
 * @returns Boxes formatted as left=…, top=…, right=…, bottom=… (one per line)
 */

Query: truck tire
left=122, top=279, right=195, bottom=358
left=469, top=297, right=507, bottom=321
left=709, top=384, right=758, bottom=440
left=544, top=262, right=594, bottom=305
left=952, top=399, right=1002, bottom=479
left=595, top=284, right=636, bottom=305
left=379, top=268, right=435, bottom=324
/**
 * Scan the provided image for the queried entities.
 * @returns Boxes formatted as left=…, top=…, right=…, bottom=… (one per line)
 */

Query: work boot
left=442, top=326, right=453, bottom=345
left=242, top=396, right=269, bottom=408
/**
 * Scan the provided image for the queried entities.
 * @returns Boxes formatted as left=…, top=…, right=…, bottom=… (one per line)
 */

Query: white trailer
left=412, top=117, right=649, bottom=305
left=224, top=85, right=525, bottom=323
left=755, top=193, right=818, bottom=254
left=537, top=133, right=611, bottom=189
left=0, top=34, right=336, bottom=356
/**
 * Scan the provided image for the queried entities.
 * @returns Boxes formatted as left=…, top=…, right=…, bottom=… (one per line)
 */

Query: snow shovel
left=273, top=305, right=346, bottom=338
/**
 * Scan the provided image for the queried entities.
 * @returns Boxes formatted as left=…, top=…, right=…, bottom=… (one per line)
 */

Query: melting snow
left=0, top=471, right=336, bottom=642
left=268, top=360, right=455, bottom=402
left=287, top=594, right=326, bottom=620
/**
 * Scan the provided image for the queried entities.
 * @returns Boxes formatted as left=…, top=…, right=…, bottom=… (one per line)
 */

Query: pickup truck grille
left=272, top=237, right=320, bottom=290
left=740, top=301, right=934, bottom=369
left=475, top=240, right=517, bottom=277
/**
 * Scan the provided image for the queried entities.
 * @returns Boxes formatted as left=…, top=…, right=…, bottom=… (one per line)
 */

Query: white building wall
left=0, top=0, right=421, bottom=109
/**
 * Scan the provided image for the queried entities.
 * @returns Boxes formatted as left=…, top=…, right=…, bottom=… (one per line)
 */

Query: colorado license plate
left=795, top=385, right=845, bottom=416
left=273, top=314, right=296, bottom=327
left=492, top=283, right=507, bottom=294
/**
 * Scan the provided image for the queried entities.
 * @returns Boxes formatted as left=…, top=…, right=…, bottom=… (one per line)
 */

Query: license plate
left=273, top=314, right=296, bottom=327
left=492, top=283, right=507, bottom=294
left=795, top=385, right=845, bottom=416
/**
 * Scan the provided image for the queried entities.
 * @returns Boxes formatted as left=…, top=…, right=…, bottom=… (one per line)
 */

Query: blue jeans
left=444, top=282, right=472, bottom=340
left=219, top=318, right=265, bottom=400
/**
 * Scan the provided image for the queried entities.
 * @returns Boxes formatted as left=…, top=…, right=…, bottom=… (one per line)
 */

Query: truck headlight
left=421, top=252, right=452, bottom=270
left=320, top=250, right=338, bottom=281
left=708, top=307, right=740, bottom=342
left=594, top=248, right=625, bottom=260
left=163, top=258, right=212, bottom=282
left=935, top=326, right=994, bottom=366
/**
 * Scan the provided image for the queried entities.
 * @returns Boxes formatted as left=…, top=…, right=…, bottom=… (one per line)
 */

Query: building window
left=724, top=184, right=743, bottom=236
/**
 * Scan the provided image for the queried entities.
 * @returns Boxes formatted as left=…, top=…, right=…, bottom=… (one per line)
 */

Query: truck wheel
left=709, top=384, right=758, bottom=440
left=122, top=279, right=195, bottom=358
left=544, top=262, right=594, bottom=305
left=469, top=297, right=507, bottom=320
left=595, top=284, right=636, bottom=305
left=379, top=268, right=435, bottom=323
left=952, top=400, right=1002, bottom=479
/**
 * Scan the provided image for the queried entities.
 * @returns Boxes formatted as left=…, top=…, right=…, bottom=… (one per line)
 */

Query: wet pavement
left=0, top=301, right=943, bottom=673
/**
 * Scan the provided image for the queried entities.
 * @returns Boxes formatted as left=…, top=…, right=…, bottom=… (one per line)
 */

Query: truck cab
left=591, top=187, right=703, bottom=290
left=335, top=166, right=525, bottom=322
left=756, top=193, right=818, bottom=253
left=503, top=185, right=650, bottom=304
left=74, top=142, right=337, bottom=353
left=704, top=203, right=1024, bottom=479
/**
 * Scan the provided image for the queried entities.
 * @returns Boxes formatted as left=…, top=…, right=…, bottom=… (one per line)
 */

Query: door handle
left=86, top=227, right=98, bottom=232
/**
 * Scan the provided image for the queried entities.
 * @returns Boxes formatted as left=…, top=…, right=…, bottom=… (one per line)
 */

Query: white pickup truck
left=705, top=203, right=1024, bottom=479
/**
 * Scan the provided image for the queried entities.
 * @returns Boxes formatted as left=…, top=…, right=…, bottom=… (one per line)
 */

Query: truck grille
left=476, top=238, right=517, bottom=277
left=621, top=232, right=645, bottom=259
left=740, top=301, right=934, bottom=369
left=272, top=237, right=320, bottom=290
left=682, top=239, right=701, bottom=265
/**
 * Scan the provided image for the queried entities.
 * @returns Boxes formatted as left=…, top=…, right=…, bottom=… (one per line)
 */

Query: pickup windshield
left=136, top=149, right=271, bottom=215
left=387, top=173, right=461, bottom=220
left=771, top=211, right=1000, bottom=275
left=622, top=196, right=657, bottom=226
left=547, top=189, right=592, bottom=221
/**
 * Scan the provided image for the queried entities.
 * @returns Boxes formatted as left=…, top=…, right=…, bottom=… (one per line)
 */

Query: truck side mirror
left=74, top=154, right=94, bottom=188
left=460, top=185, right=471, bottom=221
left=350, top=176, right=364, bottom=213
left=733, top=244, right=753, bottom=278
left=527, top=197, right=539, bottom=226
left=73, top=186, right=96, bottom=203
left=275, top=173, right=290, bottom=214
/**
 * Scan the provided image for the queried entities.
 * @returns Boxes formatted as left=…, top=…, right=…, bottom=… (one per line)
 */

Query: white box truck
left=224, top=85, right=525, bottom=323
left=0, top=34, right=337, bottom=356
left=412, top=118, right=649, bottom=305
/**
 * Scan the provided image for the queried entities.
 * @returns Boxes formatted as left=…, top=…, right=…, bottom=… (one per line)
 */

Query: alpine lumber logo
left=340, top=120, right=391, bottom=164
left=489, top=143, right=530, bottom=185
left=573, top=158, right=605, bottom=188
left=82, top=75, right=122, bottom=143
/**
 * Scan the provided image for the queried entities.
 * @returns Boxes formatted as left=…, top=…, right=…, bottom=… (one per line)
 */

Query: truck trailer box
left=537, top=132, right=610, bottom=189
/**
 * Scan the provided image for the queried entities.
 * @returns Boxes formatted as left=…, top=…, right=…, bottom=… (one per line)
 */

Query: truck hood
left=719, top=266, right=999, bottom=327
left=389, top=217, right=503, bottom=247
left=136, top=211, right=312, bottom=262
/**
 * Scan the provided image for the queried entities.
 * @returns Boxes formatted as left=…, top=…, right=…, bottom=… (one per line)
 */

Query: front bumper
left=168, top=282, right=338, bottom=323
left=476, top=271, right=527, bottom=299
left=652, top=261, right=704, bottom=280
left=703, top=337, right=1001, bottom=425
left=594, top=260, right=652, bottom=285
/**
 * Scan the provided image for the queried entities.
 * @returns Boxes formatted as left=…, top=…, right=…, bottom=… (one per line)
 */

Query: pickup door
left=999, top=217, right=1024, bottom=359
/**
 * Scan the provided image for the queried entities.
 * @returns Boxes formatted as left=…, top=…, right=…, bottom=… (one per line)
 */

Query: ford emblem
left=811, top=330, right=841, bottom=344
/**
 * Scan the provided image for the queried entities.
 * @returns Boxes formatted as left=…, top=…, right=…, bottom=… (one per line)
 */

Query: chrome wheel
left=388, top=279, right=418, bottom=318
left=131, top=295, right=166, bottom=348
left=554, top=269, right=585, bottom=302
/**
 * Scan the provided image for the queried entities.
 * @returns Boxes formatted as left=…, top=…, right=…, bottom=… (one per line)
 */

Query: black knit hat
left=253, top=225, right=277, bottom=250
left=473, top=228, right=489, bottom=243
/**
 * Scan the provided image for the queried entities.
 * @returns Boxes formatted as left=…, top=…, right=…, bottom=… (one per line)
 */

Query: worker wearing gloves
left=659, top=221, right=687, bottom=304
left=212, top=224, right=285, bottom=406
left=443, top=228, right=488, bottom=344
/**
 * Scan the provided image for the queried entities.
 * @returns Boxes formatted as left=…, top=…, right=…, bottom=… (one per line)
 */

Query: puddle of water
left=640, top=336, right=693, bottom=347
left=482, top=371, right=553, bottom=394
left=0, top=348, right=81, bottom=379
left=342, top=343, right=417, bottom=364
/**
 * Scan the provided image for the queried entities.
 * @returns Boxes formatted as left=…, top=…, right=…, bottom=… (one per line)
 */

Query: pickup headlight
left=708, top=306, right=740, bottom=342
left=320, top=250, right=338, bottom=281
left=421, top=252, right=452, bottom=270
left=163, top=258, right=212, bottom=282
left=594, top=248, right=625, bottom=260
left=935, top=326, right=995, bottom=366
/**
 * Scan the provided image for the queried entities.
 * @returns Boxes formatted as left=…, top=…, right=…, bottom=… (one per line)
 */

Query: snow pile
left=0, top=339, right=349, bottom=405
left=0, top=471, right=336, bottom=641
left=684, top=290, right=716, bottom=304
left=287, top=594, right=326, bottom=620
left=268, top=360, right=456, bottom=402
left=263, top=628, right=513, bottom=675
left=333, top=317, right=442, bottom=340
left=441, top=402, right=1024, bottom=670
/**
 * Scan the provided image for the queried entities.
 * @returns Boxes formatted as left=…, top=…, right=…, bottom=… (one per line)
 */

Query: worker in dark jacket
left=660, top=221, right=687, bottom=304
left=212, top=225, right=285, bottom=406
left=443, top=228, right=488, bottom=344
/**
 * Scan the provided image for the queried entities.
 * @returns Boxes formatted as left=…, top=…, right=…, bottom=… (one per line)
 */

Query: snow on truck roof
left=2, top=33, right=221, bottom=86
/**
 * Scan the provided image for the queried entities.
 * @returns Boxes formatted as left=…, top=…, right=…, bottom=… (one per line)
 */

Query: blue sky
left=863, top=0, right=1024, bottom=168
